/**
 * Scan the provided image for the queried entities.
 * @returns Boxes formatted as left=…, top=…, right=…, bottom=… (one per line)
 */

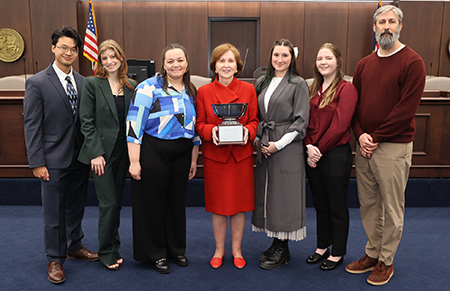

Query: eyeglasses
left=55, top=45, right=79, bottom=54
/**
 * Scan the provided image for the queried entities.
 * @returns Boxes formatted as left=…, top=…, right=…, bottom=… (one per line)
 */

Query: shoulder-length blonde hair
left=95, top=39, right=134, bottom=91
left=309, top=43, right=344, bottom=108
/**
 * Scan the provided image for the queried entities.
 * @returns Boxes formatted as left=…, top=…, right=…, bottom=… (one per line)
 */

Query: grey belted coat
left=252, top=73, right=310, bottom=234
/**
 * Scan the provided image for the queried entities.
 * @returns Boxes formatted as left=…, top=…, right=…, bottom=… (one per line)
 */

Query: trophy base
left=217, top=124, right=244, bottom=145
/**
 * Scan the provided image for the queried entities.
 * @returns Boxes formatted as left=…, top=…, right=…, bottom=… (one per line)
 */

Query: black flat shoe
left=306, top=249, right=330, bottom=264
left=153, top=258, right=170, bottom=274
left=173, top=255, right=188, bottom=267
left=320, top=257, right=344, bottom=271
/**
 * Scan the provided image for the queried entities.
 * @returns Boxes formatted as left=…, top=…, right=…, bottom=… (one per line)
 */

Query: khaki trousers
left=355, top=142, right=412, bottom=266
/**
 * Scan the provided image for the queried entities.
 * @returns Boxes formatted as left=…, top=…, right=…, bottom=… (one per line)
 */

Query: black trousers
left=306, top=143, right=352, bottom=256
left=131, top=135, right=193, bottom=263
left=42, top=150, right=90, bottom=264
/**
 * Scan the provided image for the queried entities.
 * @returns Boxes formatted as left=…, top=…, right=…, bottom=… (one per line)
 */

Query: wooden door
left=209, top=18, right=259, bottom=78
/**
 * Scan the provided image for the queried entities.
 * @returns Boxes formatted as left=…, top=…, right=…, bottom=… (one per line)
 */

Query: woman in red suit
left=196, top=43, right=258, bottom=269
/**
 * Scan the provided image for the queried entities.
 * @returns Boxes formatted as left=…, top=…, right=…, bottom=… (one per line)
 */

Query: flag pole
left=83, top=0, right=99, bottom=73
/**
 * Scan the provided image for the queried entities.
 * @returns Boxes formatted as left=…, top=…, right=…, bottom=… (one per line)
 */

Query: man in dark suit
left=23, top=26, right=98, bottom=284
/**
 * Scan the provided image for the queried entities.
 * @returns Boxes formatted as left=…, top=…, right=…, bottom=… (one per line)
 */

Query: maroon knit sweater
left=352, top=46, right=426, bottom=143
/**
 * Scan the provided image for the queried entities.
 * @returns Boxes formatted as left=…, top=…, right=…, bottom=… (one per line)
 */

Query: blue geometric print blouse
left=126, top=74, right=201, bottom=146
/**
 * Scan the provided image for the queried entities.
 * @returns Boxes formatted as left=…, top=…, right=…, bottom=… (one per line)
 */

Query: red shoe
left=210, top=256, right=223, bottom=269
left=233, top=256, right=246, bottom=269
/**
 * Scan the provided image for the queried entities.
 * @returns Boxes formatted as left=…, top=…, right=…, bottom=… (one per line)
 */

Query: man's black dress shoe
left=153, top=258, right=170, bottom=274
left=306, top=249, right=330, bottom=264
left=320, top=257, right=344, bottom=270
left=173, top=255, right=188, bottom=267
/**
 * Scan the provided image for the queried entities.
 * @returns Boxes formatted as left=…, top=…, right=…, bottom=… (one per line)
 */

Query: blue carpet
left=1, top=178, right=449, bottom=207
left=0, top=206, right=448, bottom=290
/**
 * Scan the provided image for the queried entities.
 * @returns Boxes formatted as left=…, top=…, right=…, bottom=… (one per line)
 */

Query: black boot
left=259, top=239, right=277, bottom=262
left=260, top=239, right=290, bottom=270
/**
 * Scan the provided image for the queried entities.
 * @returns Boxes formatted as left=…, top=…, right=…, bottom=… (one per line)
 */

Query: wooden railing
left=1, top=89, right=449, bottom=178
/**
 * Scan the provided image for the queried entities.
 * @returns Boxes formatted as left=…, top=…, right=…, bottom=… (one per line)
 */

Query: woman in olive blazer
left=78, top=40, right=137, bottom=271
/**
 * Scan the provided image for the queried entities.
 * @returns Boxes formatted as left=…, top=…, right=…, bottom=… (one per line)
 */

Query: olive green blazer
left=78, top=76, right=137, bottom=164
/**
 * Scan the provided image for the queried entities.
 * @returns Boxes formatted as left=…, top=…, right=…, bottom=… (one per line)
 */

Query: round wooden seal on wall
left=0, top=28, right=25, bottom=63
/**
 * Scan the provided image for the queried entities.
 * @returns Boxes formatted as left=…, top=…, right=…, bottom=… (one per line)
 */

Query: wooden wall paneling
left=438, top=98, right=450, bottom=176
left=413, top=108, right=440, bottom=164
left=123, top=2, right=166, bottom=73
left=438, top=2, right=450, bottom=77
left=439, top=102, right=450, bottom=176
left=166, top=2, right=208, bottom=76
left=30, top=0, right=78, bottom=74
left=260, top=2, right=305, bottom=76
left=303, top=3, right=349, bottom=79
left=77, top=1, right=124, bottom=77
left=0, top=92, right=448, bottom=178
left=399, top=1, right=443, bottom=76
left=346, top=3, right=376, bottom=77
left=0, top=0, right=33, bottom=78
left=77, top=1, right=90, bottom=76
left=413, top=98, right=449, bottom=177
left=0, top=91, right=32, bottom=177
left=208, top=2, right=260, bottom=18
left=412, top=113, right=430, bottom=157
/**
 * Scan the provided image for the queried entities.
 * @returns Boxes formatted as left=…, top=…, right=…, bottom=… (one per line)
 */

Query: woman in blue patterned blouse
left=126, top=43, right=200, bottom=274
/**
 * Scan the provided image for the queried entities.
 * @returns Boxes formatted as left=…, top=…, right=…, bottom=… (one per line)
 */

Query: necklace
left=108, top=78, right=122, bottom=95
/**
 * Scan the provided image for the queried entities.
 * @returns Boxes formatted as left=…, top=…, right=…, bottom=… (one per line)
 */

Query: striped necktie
left=65, top=76, right=78, bottom=116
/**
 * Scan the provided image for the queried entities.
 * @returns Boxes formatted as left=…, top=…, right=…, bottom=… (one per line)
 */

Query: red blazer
left=196, top=78, right=259, bottom=163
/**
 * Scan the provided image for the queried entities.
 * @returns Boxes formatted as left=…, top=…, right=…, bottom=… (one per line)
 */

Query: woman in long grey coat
left=252, top=39, right=309, bottom=270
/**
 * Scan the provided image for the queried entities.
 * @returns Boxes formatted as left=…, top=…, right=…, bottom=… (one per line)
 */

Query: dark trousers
left=306, top=143, right=352, bottom=256
left=93, top=138, right=128, bottom=266
left=42, top=156, right=90, bottom=264
left=132, top=135, right=193, bottom=263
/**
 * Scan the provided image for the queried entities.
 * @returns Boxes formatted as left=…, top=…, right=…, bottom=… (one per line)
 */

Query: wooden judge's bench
left=1, top=89, right=449, bottom=178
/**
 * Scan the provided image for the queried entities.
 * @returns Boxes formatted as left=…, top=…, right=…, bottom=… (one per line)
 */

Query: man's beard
left=376, top=29, right=400, bottom=50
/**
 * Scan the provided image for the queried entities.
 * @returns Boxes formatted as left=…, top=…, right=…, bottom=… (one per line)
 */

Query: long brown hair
left=95, top=39, right=134, bottom=91
left=160, top=43, right=197, bottom=98
left=309, top=43, right=344, bottom=108
left=255, top=38, right=300, bottom=95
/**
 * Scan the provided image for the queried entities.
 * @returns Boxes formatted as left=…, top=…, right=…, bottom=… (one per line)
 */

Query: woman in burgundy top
left=304, top=43, right=357, bottom=271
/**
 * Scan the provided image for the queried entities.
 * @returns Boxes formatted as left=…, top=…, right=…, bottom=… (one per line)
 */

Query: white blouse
left=264, top=77, right=299, bottom=151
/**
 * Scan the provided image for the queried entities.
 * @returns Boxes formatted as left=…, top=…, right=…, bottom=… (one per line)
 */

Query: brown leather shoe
left=67, top=246, right=99, bottom=261
left=345, top=254, right=378, bottom=274
left=367, top=261, right=394, bottom=285
left=47, top=262, right=65, bottom=284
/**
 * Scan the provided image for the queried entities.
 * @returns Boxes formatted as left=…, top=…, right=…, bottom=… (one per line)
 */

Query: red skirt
left=203, top=154, right=255, bottom=216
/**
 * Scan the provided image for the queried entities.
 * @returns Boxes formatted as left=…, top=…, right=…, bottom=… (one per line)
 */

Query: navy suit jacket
left=24, top=63, right=85, bottom=169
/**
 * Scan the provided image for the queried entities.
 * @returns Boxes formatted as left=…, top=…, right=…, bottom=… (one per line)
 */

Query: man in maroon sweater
left=345, top=5, right=426, bottom=286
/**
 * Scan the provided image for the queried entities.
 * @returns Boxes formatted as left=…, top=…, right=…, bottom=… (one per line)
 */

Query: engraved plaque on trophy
left=211, top=103, right=248, bottom=145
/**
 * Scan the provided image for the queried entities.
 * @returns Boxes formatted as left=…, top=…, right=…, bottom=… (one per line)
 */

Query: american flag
left=372, top=0, right=382, bottom=53
left=83, top=0, right=98, bottom=64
